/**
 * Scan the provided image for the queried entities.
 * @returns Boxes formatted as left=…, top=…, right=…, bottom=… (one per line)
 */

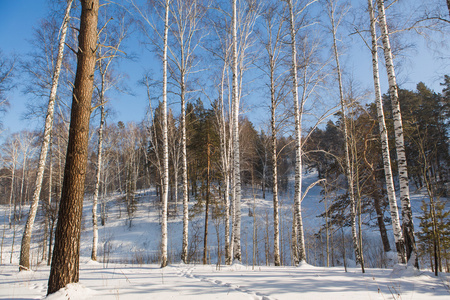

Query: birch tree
left=286, top=0, right=319, bottom=264
left=91, top=6, right=128, bottom=261
left=324, top=0, right=362, bottom=268
left=0, top=50, right=15, bottom=125
left=47, top=0, right=99, bottom=294
left=231, top=0, right=243, bottom=263
left=367, top=0, right=406, bottom=264
left=260, top=3, right=288, bottom=266
left=160, top=0, right=171, bottom=268
left=2, top=136, right=20, bottom=226
left=167, top=0, right=207, bottom=263
left=19, top=0, right=73, bottom=271
left=376, top=0, right=417, bottom=266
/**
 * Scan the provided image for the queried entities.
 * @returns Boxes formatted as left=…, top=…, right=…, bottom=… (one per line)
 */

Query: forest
left=0, top=0, right=449, bottom=295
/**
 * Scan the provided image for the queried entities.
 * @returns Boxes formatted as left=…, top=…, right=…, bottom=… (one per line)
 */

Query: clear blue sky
left=0, top=0, right=448, bottom=136
left=0, top=0, right=150, bottom=135
left=1, top=0, right=47, bottom=133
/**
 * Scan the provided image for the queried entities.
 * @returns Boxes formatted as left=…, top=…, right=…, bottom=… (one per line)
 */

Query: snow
left=1, top=261, right=449, bottom=299
left=0, top=171, right=449, bottom=299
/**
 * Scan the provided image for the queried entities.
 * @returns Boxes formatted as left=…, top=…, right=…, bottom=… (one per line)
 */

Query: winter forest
left=0, top=0, right=450, bottom=298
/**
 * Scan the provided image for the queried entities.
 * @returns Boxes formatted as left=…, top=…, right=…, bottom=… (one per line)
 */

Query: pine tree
left=47, top=0, right=99, bottom=294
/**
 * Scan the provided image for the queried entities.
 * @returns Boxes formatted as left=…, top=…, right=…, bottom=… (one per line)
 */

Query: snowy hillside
left=0, top=171, right=449, bottom=299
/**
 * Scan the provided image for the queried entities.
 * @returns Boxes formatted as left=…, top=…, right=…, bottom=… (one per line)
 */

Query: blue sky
left=0, top=0, right=448, bottom=136
left=0, top=0, right=150, bottom=135
left=1, top=0, right=47, bottom=133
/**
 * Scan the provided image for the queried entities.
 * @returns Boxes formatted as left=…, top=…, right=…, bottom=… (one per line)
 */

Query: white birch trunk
left=375, top=0, right=417, bottom=265
left=268, top=38, right=281, bottom=266
left=161, top=0, right=170, bottom=268
left=231, top=0, right=242, bottom=263
left=19, top=0, right=73, bottom=271
left=181, top=78, right=189, bottom=262
left=367, top=0, right=406, bottom=264
left=271, top=79, right=281, bottom=266
left=327, top=0, right=361, bottom=266
left=218, top=62, right=231, bottom=265
left=8, top=160, right=16, bottom=226
left=287, top=0, right=306, bottom=264
left=91, top=103, right=104, bottom=261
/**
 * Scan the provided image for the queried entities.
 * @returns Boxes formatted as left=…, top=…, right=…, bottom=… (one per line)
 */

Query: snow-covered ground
left=1, top=260, right=449, bottom=299
left=0, top=171, right=449, bottom=299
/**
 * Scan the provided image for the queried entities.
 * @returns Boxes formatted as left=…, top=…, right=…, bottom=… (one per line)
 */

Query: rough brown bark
left=47, top=0, right=98, bottom=295
left=447, top=0, right=450, bottom=18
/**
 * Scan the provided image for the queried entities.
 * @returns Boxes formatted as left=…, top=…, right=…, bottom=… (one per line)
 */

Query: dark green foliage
left=418, top=199, right=450, bottom=273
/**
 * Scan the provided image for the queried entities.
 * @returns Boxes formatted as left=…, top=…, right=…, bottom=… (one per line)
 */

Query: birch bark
left=367, top=0, right=406, bottom=264
left=376, top=0, right=417, bottom=266
left=263, top=9, right=284, bottom=267
left=326, top=0, right=361, bottom=266
left=231, top=0, right=242, bottom=262
left=91, top=104, right=104, bottom=261
left=160, top=0, right=170, bottom=268
left=218, top=61, right=232, bottom=265
left=287, top=0, right=306, bottom=263
left=19, top=0, right=73, bottom=271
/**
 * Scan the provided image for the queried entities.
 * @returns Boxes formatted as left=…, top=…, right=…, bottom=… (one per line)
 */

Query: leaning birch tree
left=367, top=0, right=406, bottom=264
left=19, top=0, right=73, bottom=271
left=375, top=0, right=417, bottom=266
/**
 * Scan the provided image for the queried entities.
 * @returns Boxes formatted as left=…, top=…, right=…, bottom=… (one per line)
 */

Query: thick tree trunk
left=47, top=0, right=98, bottom=294
left=287, top=0, right=305, bottom=264
left=376, top=0, right=417, bottom=267
left=19, top=0, right=73, bottom=272
left=368, top=0, right=406, bottom=263
left=160, top=0, right=170, bottom=268
left=447, top=0, right=450, bottom=18
left=231, top=0, right=242, bottom=263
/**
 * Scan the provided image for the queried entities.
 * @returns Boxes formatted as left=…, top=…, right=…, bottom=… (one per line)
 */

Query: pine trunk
left=19, top=0, right=73, bottom=272
left=47, top=0, right=98, bottom=294
left=368, top=0, right=406, bottom=263
left=376, top=0, right=417, bottom=266
left=447, top=0, right=450, bottom=18
left=160, top=0, right=170, bottom=268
